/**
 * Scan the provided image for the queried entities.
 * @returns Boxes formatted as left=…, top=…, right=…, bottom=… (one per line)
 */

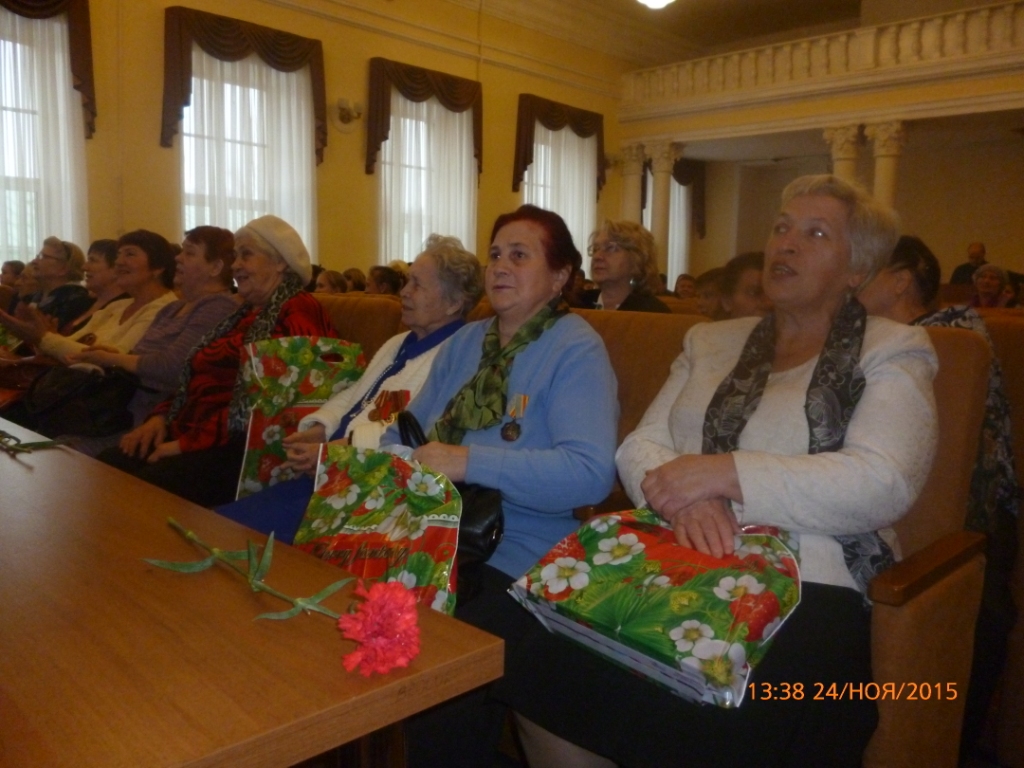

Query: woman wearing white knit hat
left=99, top=215, right=336, bottom=507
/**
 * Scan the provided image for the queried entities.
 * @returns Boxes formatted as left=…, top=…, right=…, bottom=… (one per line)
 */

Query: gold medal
left=501, top=394, right=529, bottom=442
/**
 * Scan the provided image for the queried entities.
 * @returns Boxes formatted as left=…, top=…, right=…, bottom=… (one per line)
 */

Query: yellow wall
left=84, top=0, right=631, bottom=269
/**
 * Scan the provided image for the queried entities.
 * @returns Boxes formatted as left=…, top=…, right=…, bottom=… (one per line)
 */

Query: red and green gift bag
left=293, top=444, right=460, bottom=615
left=235, top=336, right=365, bottom=499
left=510, top=508, right=801, bottom=707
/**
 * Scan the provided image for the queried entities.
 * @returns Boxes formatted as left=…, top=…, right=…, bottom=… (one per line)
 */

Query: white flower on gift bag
left=681, top=638, right=748, bottom=691
left=261, top=424, right=283, bottom=444
left=538, top=558, right=591, bottom=595
left=377, top=503, right=411, bottom=540
left=407, top=471, right=442, bottom=498
left=669, top=620, right=714, bottom=653
left=713, top=574, right=766, bottom=602
left=279, top=365, right=300, bottom=387
left=588, top=514, right=621, bottom=533
left=642, top=574, right=671, bottom=589
left=431, top=590, right=450, bottom=612
left=241, top=477, right=263, bottom=495
left=308, top=368, right=325, bottom=389
left=326, top=483, right=360, bottom=510
left=734, top=541, right=765, bottom=558
left=364, top=487, right=386, bottom=510
left=593, top=533, right=645, bottom=566
left=388, top=570, right=418, bottom=589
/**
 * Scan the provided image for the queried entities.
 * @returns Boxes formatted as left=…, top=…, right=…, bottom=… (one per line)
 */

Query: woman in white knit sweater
left=505, top=176, right=938, bottom=768
left=214, top=234, right=483, bottom=540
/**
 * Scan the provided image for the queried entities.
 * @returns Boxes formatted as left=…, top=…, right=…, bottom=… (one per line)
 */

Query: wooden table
left=0, top=420, right=503, bottom=767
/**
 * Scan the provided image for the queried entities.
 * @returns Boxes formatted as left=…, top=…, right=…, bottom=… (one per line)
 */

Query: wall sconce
left=330, top=98, right=363, bottom=133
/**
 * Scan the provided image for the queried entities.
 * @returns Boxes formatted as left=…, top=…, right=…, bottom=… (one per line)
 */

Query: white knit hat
left=243, top=215, right=312, bottom=285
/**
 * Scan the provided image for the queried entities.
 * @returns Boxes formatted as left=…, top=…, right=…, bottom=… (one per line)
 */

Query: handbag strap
left=397, top=409, right=428, bottom=448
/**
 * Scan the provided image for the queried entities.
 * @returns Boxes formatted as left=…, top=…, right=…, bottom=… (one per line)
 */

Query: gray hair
left=780, top=174, right=900, bottom=286
left=420, top=234, right=484, bottom=318
left=973, top=263, right=1009, bottom=290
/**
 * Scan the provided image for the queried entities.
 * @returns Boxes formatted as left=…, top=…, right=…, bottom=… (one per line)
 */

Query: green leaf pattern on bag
left=514, top=508, right=801, bottom=706
left=293, top=444, right=460, bottom=615
left=236, top=336, right=365, bottom=498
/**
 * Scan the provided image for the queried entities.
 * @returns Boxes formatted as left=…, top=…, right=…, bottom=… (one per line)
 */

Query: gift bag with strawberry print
left=510, top=507, right=801, bottom=708
left=293, top=443, right=460, bottom=615
left=235, top=336, right=365, bottom=499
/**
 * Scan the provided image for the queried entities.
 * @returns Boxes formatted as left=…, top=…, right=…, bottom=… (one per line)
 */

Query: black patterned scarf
left=702, top=298, right=895, bottom=594
left=167, top=272, right=304, bottom=434
left=427, top=299, right=569, bottom=446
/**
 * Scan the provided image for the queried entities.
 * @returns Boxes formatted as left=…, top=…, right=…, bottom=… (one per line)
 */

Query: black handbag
left=22, top=365, right=139, bottom=438
left=397, top=410, right=504, bottom=566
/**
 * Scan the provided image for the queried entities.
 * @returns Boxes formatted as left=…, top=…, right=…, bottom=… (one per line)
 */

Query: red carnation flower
left=338, top=581, right=421, bottom=676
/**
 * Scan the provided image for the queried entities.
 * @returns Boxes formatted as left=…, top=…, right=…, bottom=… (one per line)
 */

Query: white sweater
left=298, top=331, right=446, bottom=448
left=38, top=293, right=177, bottom=364
left=616, top=316, right=938, bottom=591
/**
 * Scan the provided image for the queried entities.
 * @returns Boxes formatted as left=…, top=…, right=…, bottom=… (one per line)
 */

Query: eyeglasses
left=587, top=242, right=626, bottom=257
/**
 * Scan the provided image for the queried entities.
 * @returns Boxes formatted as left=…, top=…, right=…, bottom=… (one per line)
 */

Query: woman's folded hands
left=641, top=453, right=744, bottom=557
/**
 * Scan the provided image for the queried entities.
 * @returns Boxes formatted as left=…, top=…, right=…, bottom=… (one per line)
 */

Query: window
left=512, top=94, right=604, bottom=276
left=181, top=47, right=317, bottom=254
left=0, top=6, right=88, bottom=262
left=378, top=91, right=477, bottom=263
left=522, top=123, right=597, bottom=275
left=642, top=171, right=690, bottom=283
left=366, top=58, right=482, bottom=265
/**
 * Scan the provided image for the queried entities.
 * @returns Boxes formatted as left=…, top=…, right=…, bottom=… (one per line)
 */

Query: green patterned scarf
left=427, top=299, right=568, bottom=445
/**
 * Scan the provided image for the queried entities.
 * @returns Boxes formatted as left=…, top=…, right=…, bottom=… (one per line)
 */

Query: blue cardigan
left=383, top=313, right=619, bottom=578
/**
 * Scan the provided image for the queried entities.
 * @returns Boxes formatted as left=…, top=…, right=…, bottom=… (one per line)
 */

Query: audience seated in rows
left=64, top=239, right=126, bottom=336
left=22, top=237, right=93, bottom=330
left=858, top=234, right=1019, bottom=765
left=366, top=264, right=404, bottom=295
left=719, top=251, right=771, bottom=319
left=214, top=233, right=485, bottom=543
left=1, top=259, right=25, bottom=288
left=97, top=215, right=335, bottom=508
left=314, top=269, right=348, bottom=294
left=674, top=272, right=696, bottom=298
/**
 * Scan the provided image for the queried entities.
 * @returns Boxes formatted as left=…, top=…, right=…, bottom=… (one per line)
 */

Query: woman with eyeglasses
left=21, top=237, right=93, bottom=330
left=585, top=221, right=670, bottom=313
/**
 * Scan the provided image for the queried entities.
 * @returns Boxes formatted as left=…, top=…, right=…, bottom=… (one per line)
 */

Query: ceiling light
left=637, top=0, right=676, bottom=8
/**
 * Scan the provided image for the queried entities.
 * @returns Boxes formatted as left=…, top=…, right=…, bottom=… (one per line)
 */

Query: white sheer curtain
left=522, top=122, right=596, bottom=275
left=643, top=172, right=690, bottom=282
left=182, top=47, right=317, bottom=257
left=379, top=92, right=476, bottom=264
left=0, top=7, right=88, bottom=261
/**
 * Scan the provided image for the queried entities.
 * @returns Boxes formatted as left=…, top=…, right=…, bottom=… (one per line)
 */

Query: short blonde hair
left=589, top=220, right=660, bottom=293
left=780, top=174, right=899, bottom=285
left=42, top=236, right=86, bottom=281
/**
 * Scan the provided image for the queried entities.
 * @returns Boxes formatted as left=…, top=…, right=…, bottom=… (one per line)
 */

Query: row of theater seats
left=318, top=291, right=1024, bottom=768
left=2, top=279, right=1020, bottom=766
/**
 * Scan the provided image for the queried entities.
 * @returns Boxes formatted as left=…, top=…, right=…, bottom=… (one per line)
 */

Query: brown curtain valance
left=512, top=94, right=605, bottom=196
left=1, top=0, right=96, bottom=137
left=160, top=6, right=327, bottom=164
left=365, top=57, right=482, bottom=175
left=640, top=157, right=707, bottom=240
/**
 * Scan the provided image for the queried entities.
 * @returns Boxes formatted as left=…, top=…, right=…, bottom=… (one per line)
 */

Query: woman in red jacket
left=99, top=215, right=334, bottom=507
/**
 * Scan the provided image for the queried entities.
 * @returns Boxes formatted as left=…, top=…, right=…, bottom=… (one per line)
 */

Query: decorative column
left=646, top=140, right=682, bottom=268
left=823, top=125, right=861, bottom=182
left=619, top=143, right=645, bottom=223
left=865, top=121, right=906, bottom=208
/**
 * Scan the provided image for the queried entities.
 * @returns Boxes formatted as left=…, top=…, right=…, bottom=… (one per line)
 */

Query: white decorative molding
left=619, top=143, right=647, bottom=176
left=645, top=140, right=683, bottom=173
left=866, top=121, right=908, bottom=156
left=823, top=125, right=862, bottom=161
left=620, top=1, right=1024, bottom=121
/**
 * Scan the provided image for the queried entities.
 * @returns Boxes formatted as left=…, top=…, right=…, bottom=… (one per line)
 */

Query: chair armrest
left=868, top=530, right=986, bottom=606
left=574, top=485, right=632, bottom=521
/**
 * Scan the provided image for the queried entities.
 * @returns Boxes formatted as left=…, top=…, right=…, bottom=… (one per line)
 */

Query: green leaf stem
left=148, top=518, right=352, bottom=622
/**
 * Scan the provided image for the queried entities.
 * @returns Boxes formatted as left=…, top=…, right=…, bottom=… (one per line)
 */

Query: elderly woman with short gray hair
left=99, top=215, right=335, bottom=508
left=214, top=233, right=484, bottom=542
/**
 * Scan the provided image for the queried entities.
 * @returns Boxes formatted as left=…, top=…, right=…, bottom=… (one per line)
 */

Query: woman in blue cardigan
left=387, top=205, right=619, bottom=768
